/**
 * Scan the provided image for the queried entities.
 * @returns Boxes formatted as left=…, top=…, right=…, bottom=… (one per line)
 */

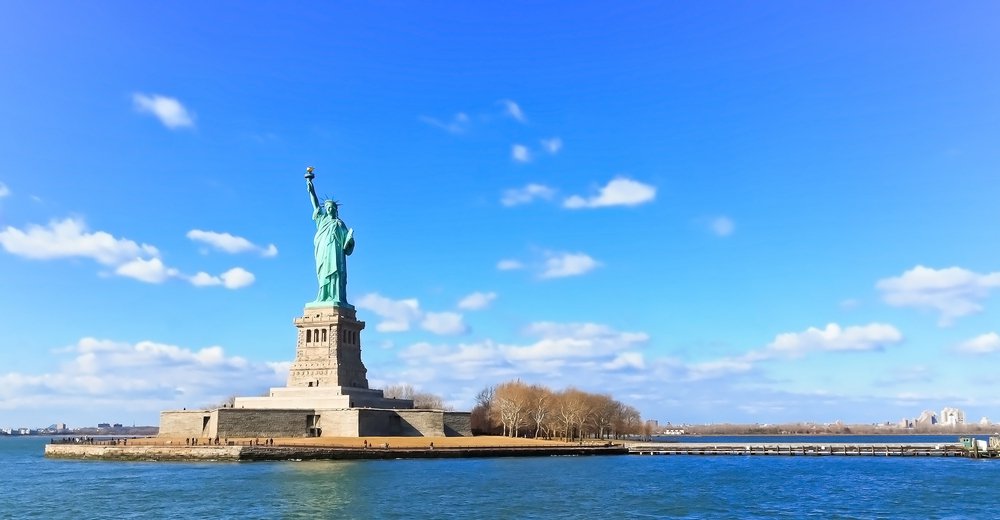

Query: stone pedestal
left=287, top=304, right=369, bottom=389
left=159, top=303, right=472, bottom=438
left=234, top=387, right=414, bottom=410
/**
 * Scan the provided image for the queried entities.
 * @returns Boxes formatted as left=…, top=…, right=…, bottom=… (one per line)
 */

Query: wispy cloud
left=457, top=291, right=497, bottom=311
left=356, top=293, right=467, bottom=335
left=709, top=216, right=735, bottom=237
left=876, top=265, right=1000, bottom=326
left=132, top=93, right=195, bottom=129
left=0, top=182, right=10, bottom=199
left=501, top=183, right=555, bottom=207
left=685, top=323, right=904, bottom=381
left=511, top=144, right=532, bottom=163
left=498, top=251, right=600, bottom=279
left=540, top=137, right=562, bottom=155
left=419, top=112, right=470, bottom=134
left=956, top=332, right=1000, bottom=355
left=496, top=259, right=524, bottom=271
left=564, top=177, right=656, bottom=209
left=541, top=251, right=600, bottom=279
left=840, top=298, right=861, bottom=310
left=500, top=99, right=526, bottom=123
left=395, top=321, right=649, bottom=384
left=187, top=229, right=277, bottom=257
left=422, top=312, right=468, bottom=335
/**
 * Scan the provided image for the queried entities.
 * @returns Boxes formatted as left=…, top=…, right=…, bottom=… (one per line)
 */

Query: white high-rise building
left=940, top=407, right=965, bottom=426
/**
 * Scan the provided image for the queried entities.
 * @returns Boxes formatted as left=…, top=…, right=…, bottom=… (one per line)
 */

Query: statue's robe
left=313, top=206, right=355, bottom=307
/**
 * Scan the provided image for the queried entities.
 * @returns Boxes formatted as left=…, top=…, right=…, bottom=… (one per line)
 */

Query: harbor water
left=3, top=436, right=1000, bottom=518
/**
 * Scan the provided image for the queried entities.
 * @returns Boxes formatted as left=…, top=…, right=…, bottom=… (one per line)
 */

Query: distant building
left=915, top=410, right=937, bottom=426
left=940, top=407, right=965, bottom=426
left=898, top=418, right=914, bottom=428
left=980, top=417, right=990, bottom=426
left=54, top=423, right=67, bottom=431
left=97, top=423, right=111, bottom=428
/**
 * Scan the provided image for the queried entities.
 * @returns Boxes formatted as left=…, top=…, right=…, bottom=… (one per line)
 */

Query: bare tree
left=383, top=383, right=447, bottom=409
left=383, top=383, right=415, bottom=400
left=494, top=381, right=532, bottom=437
left=525, top=385, right=553, bottom=439
left=472, top=380, right=643, bottom=441
left=412, top=392, right=446, bottom=410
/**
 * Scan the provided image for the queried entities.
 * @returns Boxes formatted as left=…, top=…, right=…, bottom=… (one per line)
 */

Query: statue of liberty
left=305, top=167, right=355, bottom=308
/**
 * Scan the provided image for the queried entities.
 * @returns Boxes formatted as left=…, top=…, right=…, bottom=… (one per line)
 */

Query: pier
left=626, top=442, right=991, bottom=458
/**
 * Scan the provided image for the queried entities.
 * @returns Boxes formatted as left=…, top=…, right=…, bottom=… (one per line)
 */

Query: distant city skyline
left=2, top=3, right=1000, bottom=426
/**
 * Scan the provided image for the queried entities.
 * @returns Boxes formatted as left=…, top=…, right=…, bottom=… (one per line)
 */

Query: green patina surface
left=306, top=170, right=355, bottom=309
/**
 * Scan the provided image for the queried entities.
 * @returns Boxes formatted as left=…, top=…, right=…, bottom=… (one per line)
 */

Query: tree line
left=383, top=383, right=450, bottom=410
left=471, top=380, right=648, bottom=440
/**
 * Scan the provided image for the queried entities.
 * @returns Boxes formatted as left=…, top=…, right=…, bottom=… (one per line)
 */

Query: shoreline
left=44, top=443, right=628, bottom=461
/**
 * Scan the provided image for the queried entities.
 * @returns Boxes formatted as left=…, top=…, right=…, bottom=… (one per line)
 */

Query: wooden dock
left=626, top=442, right=979, bottom=457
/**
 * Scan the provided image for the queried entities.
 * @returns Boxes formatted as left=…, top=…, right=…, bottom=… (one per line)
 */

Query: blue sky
left=2, top=2, right=1000, bottom=428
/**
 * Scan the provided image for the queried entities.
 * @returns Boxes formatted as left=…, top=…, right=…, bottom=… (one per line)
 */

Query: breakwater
left=44, top=443, right=627, bottom=461
left=626, top=442, right=986, bottom=457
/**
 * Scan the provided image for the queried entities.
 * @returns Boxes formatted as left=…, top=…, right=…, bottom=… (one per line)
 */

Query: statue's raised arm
left=305, top=166, right=321, bottom=213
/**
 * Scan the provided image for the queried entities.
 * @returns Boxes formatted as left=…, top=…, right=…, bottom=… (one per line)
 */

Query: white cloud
left=541, top=251, right=600, bottom=279
left=765, top=323, right=903, bottom=355
left=190, top=272, right=220, bottom=287
left=501, top=183, right=555, bottom=207
left=357, top=293, right=469, bottom=335
left=186, top=229, right=277, bottom=257
left=604, top=352, right=646, bottom=371
left=356, top=293, right=424, bottom=332
left=132, top=93, right=195, bottom=129
left=540, top=137, right=562, bottom=154
left=0, top=337, right=286, bottom=419
left=876, top=265, right=1000, bottom=325
left=685, top=323, right=904, bottom=381
left=0, top=182, right=9, bottom=198
left=505, top=322, right=649, bottom=362
left=563, top=177, right=656, bottom=209
left=685, top=357, right=757, bottom=381
left=420, top=112, right=470, bottom=134
left=188, top=267, right=254, bottom=289
left=0, top=218, right=159, bottom=265
left=710, top=216, right=735, bottom=237
left=497, top=259, right=524, bottom=271
left=457, top=291, right=497, bottom=311
left=115, top=257, right=179, bottom=284
left=421, top=312, right=468, bottom=335
left=956, top=332, right=1000, bottom=354
left=393, top=321, right=649, bottom=387
left=512, top=144, right=532, bottom=163
left=0, top=218, right=258, bottom=289
left=500, top=99, right=526, bottom=122
left=222, top=267, right=255, bottom=289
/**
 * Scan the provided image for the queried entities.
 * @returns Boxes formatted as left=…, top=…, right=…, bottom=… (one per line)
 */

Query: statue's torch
left=305, top=166, right=315, bottom=180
